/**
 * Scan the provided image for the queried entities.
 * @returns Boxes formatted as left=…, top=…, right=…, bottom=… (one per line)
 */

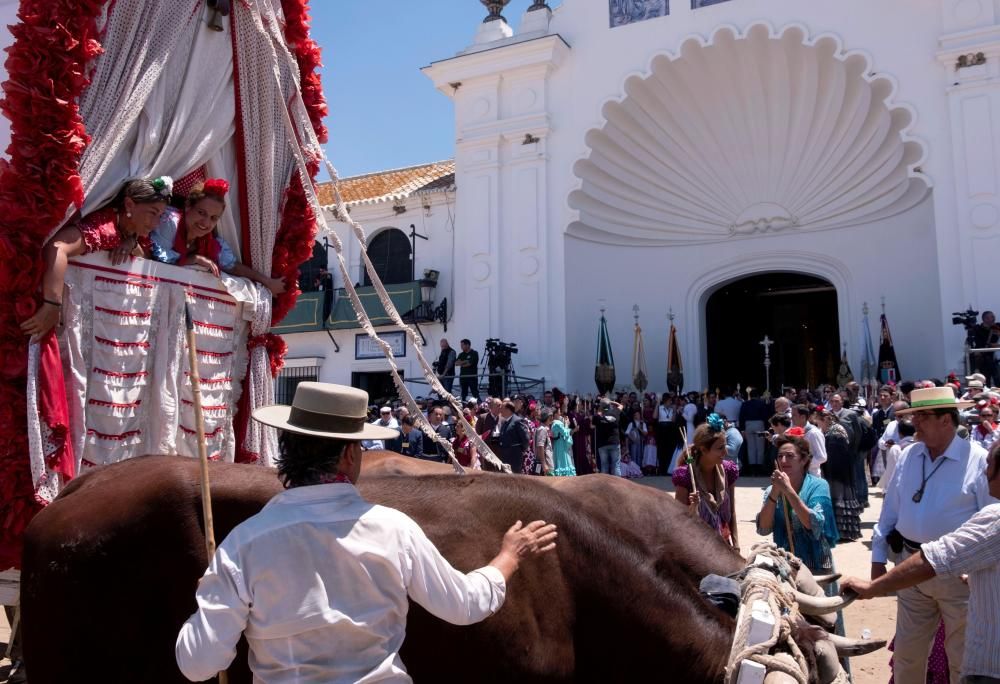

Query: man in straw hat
left=870, top=386, right=998, bottom=683
left=843, top=440, right=1000, bottom=684
left=176, top=382, right=557, bottom=682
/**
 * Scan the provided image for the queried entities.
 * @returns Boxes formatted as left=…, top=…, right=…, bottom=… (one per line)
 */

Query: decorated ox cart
left=0, top=0, right=330, bottom=570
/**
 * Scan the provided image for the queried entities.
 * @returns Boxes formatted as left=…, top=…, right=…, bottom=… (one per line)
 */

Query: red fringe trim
left=96, top=275, right=154, bottom=289
left=0, top=0, right=106, bottom=568
left=179, top=424, right=224, bottom=438
left=93, top=367, right=149, bottom=379
left=88, top=398, right=142, bottom=409
left=95, top=336, right=150, bottom=349
left=87, top=429, right=141, bottom=441
left=193, top=320, right=234, bottom=332
left=95, top=306, right=152, bottom=318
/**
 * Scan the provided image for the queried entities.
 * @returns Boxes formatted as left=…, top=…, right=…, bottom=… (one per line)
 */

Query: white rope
left=248, top=9, right=509, bottom=474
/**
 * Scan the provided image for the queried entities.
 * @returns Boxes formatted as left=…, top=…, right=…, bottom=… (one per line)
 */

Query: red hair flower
left=785, top=427, right=806, bottom=438
left=203, top=178, right=230, bottom=198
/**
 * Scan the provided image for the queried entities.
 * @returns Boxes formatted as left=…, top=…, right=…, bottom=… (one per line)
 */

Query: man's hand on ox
left=490, top=520, right=557, bottom=582
left=840, top=577, right=876, bottom=600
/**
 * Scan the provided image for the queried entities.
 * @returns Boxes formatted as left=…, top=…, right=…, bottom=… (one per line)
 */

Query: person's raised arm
left=405, top=518, right=556, bottom=626
left=20, top=226, right=87, bottom=341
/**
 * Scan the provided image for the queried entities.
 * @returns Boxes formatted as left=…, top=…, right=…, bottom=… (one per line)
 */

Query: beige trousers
left=893, top=551, right=969, bottom=684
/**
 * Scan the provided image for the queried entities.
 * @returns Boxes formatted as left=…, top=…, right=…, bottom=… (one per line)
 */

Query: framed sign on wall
left=355, top=331, right=406, bottom=360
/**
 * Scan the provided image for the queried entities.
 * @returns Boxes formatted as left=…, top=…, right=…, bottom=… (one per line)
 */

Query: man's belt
left=887, top=529, right=924, bottom=553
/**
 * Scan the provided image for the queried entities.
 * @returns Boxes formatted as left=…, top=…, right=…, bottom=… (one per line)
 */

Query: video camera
left=952, top=308, right=981, bottom=347
left=952, top=308, right=980, bottom=329
left=484, top=338, right=518, bottom=371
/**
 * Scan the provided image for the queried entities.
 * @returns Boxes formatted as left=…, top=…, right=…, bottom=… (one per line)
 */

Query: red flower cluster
left=249, top=333, right=289, bottom=378
left=203, top=177, right=231, bottom=198
left=282, top=0, right=329, bottom=144
left=0, top=0, right=106, bottom=569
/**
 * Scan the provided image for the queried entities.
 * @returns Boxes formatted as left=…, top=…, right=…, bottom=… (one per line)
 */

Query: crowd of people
left=365, top=370, right=1000, bottom=683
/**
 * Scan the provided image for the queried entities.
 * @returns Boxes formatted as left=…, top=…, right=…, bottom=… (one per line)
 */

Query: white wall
left=564, top=196, right=946, bottom=394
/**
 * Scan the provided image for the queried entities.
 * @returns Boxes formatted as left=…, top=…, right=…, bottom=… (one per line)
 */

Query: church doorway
left=705, top=273, right=840, bottom=393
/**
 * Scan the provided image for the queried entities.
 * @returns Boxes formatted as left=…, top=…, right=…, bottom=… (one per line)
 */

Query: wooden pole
left=782, top=497, right=796, bottom=557
left=185, top=303, right=227, bottom=684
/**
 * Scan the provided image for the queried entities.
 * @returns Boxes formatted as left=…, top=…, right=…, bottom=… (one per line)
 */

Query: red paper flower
left=203, top=178, right=230, bottom=198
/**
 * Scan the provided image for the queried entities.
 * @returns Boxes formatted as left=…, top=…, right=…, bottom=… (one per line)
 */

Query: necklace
left=912, top=453, right=947, bottom=503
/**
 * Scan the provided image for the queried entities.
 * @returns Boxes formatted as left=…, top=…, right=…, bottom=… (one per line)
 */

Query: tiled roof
left=316, top=160, right=455, bottom=208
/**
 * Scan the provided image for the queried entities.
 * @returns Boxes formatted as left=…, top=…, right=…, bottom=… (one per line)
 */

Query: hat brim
left=252, top=405, right=400, bottom=441
left=895, top=400, right=975, bottom=415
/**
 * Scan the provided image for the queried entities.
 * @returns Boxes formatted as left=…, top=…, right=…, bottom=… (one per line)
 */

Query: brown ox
left=21, top=454, right=867, bottom=683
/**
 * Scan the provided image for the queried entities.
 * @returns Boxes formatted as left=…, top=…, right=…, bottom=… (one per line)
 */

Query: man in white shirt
left=843, top=443, right=1000, bottom=684
left=362, top=405, right=399, bottom=451
left=715, top=388, right=742, bottom=423
left=870, top=388, right=997, bottom=684
left=175, top=382, right=557, bottom=683
left=792, top=404, right=827, bottom=476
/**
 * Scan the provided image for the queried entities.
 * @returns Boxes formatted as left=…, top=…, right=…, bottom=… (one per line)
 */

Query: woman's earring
left=126, top=212, right=132, bottom=218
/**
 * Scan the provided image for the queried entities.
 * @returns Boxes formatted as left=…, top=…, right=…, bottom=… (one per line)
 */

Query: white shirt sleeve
left=872, top=450, right=906, bottom=564
left=879, top=420, right=899, bottom=452
left=403, top=521, right=507, bottom=626
left=176, top=544, right=251, bottom=682
left=806, top=428, right=827, bottom=469
left=922, top=506, right=1000, bottom=576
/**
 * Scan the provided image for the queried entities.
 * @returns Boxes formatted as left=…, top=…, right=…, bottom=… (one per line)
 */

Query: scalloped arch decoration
left=567, top=23, right=931, bottom=246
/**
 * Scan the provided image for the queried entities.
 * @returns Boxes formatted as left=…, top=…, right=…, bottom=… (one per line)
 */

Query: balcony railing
left=272, top=280, right=446, bottom=334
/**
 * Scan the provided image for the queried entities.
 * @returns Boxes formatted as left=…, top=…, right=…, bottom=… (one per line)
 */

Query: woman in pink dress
left=20, top=177, right=172, bottom=341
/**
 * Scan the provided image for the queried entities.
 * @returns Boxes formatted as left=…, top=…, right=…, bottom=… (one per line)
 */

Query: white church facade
left=281, top=0, right=1000, bottom=399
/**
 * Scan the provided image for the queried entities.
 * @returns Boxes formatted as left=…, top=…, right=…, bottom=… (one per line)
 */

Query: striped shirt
left=922, top=503, right=1000, bottom=678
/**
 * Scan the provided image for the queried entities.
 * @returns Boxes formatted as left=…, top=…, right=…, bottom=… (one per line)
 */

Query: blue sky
left=310, top=1, right=555, bottom=179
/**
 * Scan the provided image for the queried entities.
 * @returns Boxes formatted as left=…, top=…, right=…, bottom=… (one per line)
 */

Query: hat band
left=288, top=406, right=366, bottom=434
left=910, top=399, right=958, bottom=408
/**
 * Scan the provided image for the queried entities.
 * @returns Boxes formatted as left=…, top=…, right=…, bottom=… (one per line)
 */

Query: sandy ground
left=0, top=476, right=895, bottom=683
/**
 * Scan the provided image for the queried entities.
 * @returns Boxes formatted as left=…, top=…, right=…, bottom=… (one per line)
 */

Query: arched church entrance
left=705, top=273, right=839, bottom=393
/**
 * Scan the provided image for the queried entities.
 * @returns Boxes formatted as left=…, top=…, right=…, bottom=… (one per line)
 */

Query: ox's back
left=22, top=456, right=734, bottom=683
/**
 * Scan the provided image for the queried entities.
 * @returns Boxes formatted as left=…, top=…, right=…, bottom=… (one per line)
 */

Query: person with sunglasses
left=870, top=387, right=997, bottom=683
left=972, top=403, right=999, bottom=451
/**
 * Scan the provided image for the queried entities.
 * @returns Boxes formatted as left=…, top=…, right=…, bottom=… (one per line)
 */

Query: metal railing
left=965, top=346, right=1000, bottom=378
left=274, top=366, right=320, bottom=405
left=404, top=370, right=546, bottom=399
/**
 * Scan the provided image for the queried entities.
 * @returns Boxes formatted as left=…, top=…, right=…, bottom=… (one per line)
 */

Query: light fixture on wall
left=523, top=133, right=540, bottom=145
left=393, top=201, right=407, bottom=215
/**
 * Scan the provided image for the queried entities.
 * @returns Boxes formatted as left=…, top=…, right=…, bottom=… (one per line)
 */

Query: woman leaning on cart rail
left=19, top=176, right=173, bottom=342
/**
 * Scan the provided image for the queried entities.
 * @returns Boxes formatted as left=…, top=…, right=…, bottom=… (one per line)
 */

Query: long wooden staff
left=185, top=303, right=228, bottom=684
left=678, top=427, right=697, bottom=495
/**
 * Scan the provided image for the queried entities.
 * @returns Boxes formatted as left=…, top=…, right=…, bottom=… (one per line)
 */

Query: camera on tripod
left=484, top=338, right=518, bottom=371
left=952, top=308, right=980, bottom=346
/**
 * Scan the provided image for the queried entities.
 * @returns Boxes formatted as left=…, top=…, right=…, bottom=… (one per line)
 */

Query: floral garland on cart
left=0, top=0, right=328, bottom=567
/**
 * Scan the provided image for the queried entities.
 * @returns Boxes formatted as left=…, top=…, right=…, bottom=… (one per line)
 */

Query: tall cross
left=759, top=335, right=774, bottom=358
left=633, top=304, right=640, bottom=326
left=668, top=307, right=675, bottom=323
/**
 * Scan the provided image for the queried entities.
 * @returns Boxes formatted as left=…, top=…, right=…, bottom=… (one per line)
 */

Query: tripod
left=484, top=354, right=517, bottom=398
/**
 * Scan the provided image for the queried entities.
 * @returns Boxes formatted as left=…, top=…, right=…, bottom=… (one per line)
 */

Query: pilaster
left=423, top=34, right=570, bottom=380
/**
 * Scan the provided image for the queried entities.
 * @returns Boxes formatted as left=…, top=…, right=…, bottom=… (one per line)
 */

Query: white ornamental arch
left=567, top=22, right=932, bottom=246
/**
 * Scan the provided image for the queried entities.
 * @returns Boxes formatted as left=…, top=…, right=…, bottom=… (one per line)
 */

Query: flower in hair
left=706, top=413, right=725, bottom=433
left=151, top=175, right=173, bottom=198
left=203, top=178, right=230, bottom=198
left=785, top=427, right=806, bottom=438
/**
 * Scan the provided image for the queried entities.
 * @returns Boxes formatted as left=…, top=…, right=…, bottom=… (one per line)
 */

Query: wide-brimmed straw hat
left=896, top=387, right=974, bottom=415
left=253, top=382, right=400, bottom=440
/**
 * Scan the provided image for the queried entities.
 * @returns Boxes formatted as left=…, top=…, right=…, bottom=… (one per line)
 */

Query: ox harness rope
left=724, top=543, right=837, bottom=684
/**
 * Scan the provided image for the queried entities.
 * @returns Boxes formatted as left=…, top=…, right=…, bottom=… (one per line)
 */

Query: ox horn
left=825, top=633, right=888, bottom=657
left=813, top=638, right=845, bottom=684
left=793, top=589, right=857, bottom=615
left=812, top=573, right=841, bottom=587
